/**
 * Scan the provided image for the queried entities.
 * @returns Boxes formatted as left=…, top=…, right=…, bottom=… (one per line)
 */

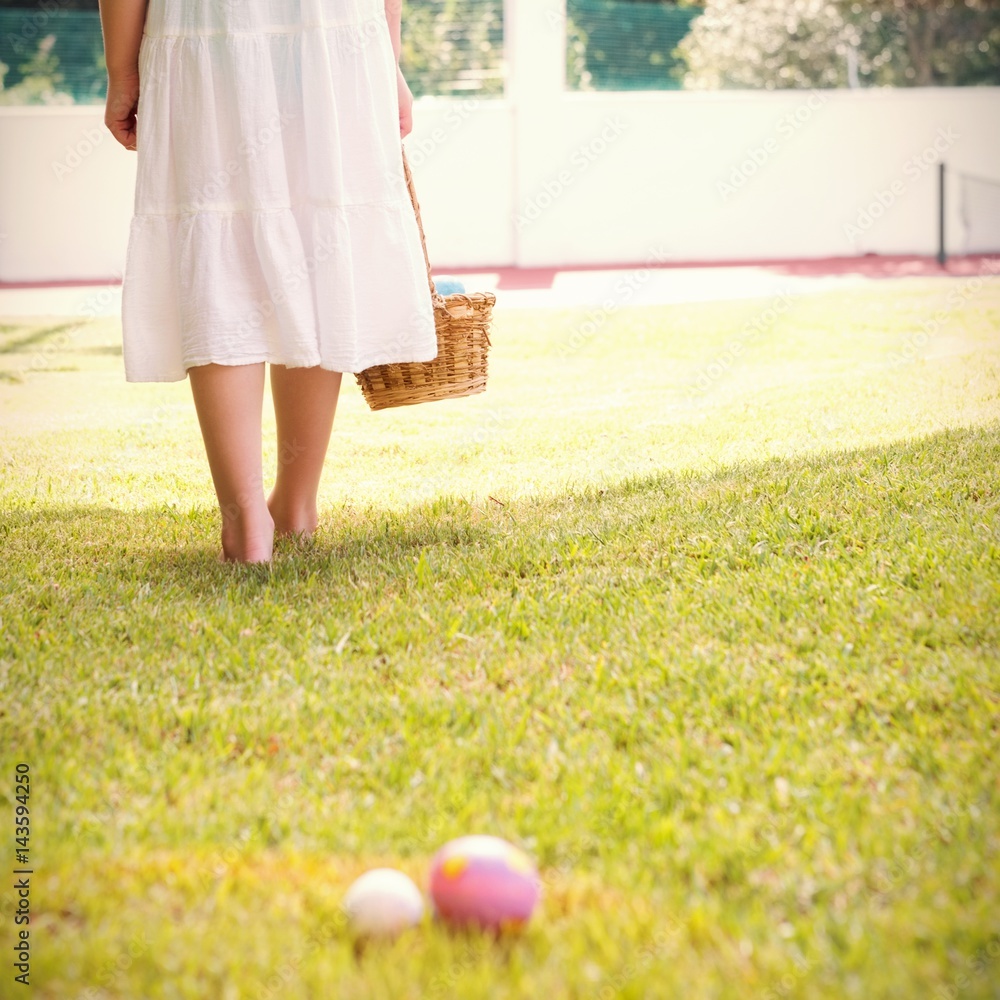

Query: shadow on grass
left=0, top=321, right=81, bottom=354
left=1, top=497, right=500, bottom=595
left=3, top=420, right=997, bottom=605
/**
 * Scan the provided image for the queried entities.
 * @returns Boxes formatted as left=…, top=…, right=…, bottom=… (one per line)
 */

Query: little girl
left=99, top=0, right=437, bottom=563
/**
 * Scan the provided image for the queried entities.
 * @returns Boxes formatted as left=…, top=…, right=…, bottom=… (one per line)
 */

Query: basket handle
left=402, top=147, right=443, bottom=305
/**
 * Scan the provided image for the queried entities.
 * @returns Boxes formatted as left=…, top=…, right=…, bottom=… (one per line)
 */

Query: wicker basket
left=355, top=150, right=495, bottom=411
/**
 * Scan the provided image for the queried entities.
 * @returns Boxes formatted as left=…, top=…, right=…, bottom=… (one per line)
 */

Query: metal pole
left=937, top=161, right=947, bottom=267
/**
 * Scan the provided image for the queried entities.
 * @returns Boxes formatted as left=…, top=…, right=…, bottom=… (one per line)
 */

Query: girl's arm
left=384, top=0, right=403, bottom=63
left=98, top=0, right=149, bottom=150
left=98, top=0, right=148, bottom=76
left=384, top=0, right=414, bottom=138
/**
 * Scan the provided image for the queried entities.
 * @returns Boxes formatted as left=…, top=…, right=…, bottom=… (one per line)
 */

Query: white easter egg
left=343, top=868, right=424, bottom=937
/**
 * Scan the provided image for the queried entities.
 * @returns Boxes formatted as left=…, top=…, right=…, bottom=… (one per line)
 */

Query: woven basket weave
left=355, top=150, right=495, bottom=411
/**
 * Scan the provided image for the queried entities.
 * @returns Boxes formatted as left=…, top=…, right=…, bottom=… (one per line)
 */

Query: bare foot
left=267, top=492, right=318, bottom=540
left=221, top=507, right=275, bottom=563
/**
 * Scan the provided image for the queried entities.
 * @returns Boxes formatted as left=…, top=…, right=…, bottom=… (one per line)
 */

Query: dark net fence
left=567, top=0, right=698, bottom=91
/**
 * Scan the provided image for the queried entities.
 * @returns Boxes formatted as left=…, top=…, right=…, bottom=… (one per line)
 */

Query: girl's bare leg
left=188, top=362, right=274, bottom=563
left=267, top=365, right=343, bottom=537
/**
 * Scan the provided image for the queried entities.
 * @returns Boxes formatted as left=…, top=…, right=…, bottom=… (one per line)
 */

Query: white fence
left=1, top=0, right=998, bottom=283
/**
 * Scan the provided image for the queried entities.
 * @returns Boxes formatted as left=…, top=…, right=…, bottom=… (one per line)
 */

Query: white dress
left=121, top=0, right=438, bottom=382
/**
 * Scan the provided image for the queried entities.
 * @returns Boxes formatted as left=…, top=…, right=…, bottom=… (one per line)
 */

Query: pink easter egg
left=429, top=835, right=540, bottom=931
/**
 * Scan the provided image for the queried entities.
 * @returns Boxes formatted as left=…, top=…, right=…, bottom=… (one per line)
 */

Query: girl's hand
left=105, top=70, right=141, bottom=150
left=397, top=66, right=414, bottom=139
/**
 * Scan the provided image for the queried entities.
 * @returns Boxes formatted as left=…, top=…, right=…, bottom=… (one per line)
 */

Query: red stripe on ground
left=2, top=255, right=997, bottom=292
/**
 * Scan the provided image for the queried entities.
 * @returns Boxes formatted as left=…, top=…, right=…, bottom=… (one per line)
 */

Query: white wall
left=1, top=61, right=998, bottom=281
left=0, top=106, right=136, bottom=283
left=404, top=98, right=515, bottom=269
left=503, top=86, right=1000, bottom=267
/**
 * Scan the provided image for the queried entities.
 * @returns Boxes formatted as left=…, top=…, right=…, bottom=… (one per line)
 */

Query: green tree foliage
left=0, top=33, right=76, bottom=105
left=677, top=0, right=1000, bottom=89
left=0, top=3, right=105, bottom=103
left=400, top=0, right=504, bottom=97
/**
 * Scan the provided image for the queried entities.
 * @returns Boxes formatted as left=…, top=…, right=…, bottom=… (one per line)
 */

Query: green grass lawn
left=1, top=277, right=999, bottom=999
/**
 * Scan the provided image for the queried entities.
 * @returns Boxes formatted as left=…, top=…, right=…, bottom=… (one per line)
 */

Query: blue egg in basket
left=433, top=276, right=467, bottom=296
